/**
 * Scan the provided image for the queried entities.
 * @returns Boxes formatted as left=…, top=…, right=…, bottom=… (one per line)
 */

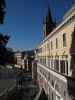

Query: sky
left=0, top=0, right=75, bottom=50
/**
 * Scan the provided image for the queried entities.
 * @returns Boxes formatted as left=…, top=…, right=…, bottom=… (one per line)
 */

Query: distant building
left=15, top=51, right=23, bottom=68
left=14, top=50, right=35, bottom=72
left=35, top=5, right=75, bottom=100
left=24, top=50, right=35, bottom=72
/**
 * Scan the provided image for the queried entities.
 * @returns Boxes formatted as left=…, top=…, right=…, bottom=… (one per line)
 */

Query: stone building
left=14, top=50, right=35, bottom=72
left=24, top=50, right=35, bottom=72
left=35, top=4, right=75, bottom=100
left=14, top=50, right=23, bottom=68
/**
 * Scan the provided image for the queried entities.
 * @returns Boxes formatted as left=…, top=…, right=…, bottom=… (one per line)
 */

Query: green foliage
left=0, top=0, right=6, bottom=24
left=0, top=34, right=10, bottom=65
left=0, top=34, right=10, bottom=46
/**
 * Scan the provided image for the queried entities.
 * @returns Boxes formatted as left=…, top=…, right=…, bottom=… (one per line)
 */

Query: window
left=56, top=38, right=58, bottom=49
left=63, top=33, right=66, bottom=47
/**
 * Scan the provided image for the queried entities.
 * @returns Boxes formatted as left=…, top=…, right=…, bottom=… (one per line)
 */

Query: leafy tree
left=0, top=0, right=6, bottom=24
left=0, top=33, right=10, bottom=65
left=0, top=34, right=9, bottom=46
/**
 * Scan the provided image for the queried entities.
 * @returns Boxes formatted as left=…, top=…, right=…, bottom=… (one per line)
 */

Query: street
left=5, top=72, right=38, bottom=100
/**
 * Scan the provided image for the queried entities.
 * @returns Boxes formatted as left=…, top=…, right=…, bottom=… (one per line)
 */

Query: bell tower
left=43, top=7, right=56, bottom=37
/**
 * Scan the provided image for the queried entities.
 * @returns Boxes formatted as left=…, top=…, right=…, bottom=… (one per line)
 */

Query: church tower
left=43, top=7, right=56, bottom=37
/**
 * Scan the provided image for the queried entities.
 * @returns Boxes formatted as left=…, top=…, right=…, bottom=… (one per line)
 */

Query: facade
left=36, top=5, right=75, bottom=100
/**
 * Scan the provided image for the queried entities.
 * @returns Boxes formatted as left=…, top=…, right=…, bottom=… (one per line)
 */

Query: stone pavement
left=0, top=65, right=17, bottom=98
left=6, top=72, right=38, bottom=100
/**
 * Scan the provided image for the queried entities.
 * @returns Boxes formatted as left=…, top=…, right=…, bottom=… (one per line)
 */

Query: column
left=27, top=59, right=29, bottom=71
left=59, top=57, right=61, bottom=73
left=65, top=59, right=67, bottom=75
left=22, top=59, right=24, bottom=69
left=46, top=57, right=48, bottom=67
left=50, top=57, right=52, bottom=69
left=49, top=57, right=51, bottom=69
left=53, top=57, right=55, bottom=70
left=48, top=57, right=50, bottom=69
left=68, top=55, right=71, bottom=76
left=32, top=62, right=34, bottom=79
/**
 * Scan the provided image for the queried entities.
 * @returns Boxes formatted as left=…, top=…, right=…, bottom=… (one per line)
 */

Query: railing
left=38, top=56, right=69, bottom=76
left=38, top=60, right=75, bottom=87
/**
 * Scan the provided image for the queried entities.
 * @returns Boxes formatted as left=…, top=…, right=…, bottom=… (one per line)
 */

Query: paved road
left=6, top=72, right=38, bottom=100
left=0, top=65, right=17, bottom=98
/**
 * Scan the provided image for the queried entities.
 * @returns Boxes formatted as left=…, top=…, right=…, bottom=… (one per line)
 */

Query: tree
left=0, top=0, right=6, bottom=24
left=6, top=48, right=16, bottom=65
left=0, top=33, right=10, bottom=65
left=0, top=34, right=10, bottom=46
